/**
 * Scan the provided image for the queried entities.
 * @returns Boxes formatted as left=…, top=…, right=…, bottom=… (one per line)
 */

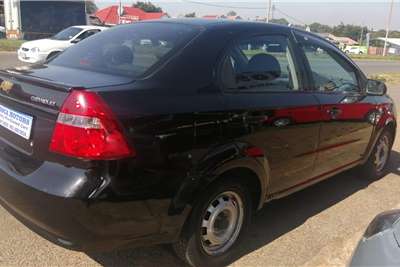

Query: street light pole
left=266, top=0, right=272, bottom=23
left=383, top=0, right=394, bottom=56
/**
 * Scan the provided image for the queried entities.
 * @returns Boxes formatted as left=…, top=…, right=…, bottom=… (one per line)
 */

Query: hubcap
left=200, top=191, right=244, bottom=256
left=374, top=135, right=390, bottom=172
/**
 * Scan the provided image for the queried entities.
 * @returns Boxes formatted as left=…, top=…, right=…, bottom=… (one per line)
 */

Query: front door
left=296, top=32, right=376, bottom=176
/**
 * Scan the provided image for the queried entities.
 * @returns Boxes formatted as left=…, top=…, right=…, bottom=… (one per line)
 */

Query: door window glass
left=76, top=29, right=100, bottom=41
left=221, top=35, right=299, bottom=91
left=299, top=37, right=359, bottom=93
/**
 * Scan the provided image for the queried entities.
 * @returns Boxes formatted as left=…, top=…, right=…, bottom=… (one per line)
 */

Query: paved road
left=355, top=60, right=400, bottom=76
left=0, top=52, right=400, bottom=267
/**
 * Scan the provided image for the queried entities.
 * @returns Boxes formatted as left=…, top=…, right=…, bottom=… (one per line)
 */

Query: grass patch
left=369, top=73, right=400, bottom=85
left=350, top=54, right=400, bottom=61
left=0, top=39, right=25, bottom=51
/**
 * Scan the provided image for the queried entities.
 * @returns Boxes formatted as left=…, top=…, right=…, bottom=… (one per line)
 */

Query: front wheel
left=173, top=180, right=252, bottom=267
left=360, top=130, right=393, bottom=179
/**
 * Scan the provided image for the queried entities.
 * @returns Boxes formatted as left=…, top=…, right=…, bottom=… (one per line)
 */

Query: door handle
left=327, top=107, right=342, bottom=119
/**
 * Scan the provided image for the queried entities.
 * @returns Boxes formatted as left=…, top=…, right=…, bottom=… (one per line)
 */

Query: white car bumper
left=17, top=49, right=48, bottom=64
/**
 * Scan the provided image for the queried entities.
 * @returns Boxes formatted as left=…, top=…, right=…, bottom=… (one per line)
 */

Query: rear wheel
left=173, top=180, right=252, bottom=267
left=360, top=130, right=393, bottom=179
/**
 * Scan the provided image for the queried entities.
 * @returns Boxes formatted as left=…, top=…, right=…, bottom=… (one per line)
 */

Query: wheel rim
left=374, top=134, right=390, bottom=172
left=200, top=191, right=244, bottom=256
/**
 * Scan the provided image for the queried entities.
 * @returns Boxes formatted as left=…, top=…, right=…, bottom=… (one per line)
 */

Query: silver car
left=350, top=210, right=400, bottom=266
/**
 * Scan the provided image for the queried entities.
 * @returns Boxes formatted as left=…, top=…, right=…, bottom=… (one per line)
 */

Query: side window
left=77, top=30, right=100, bottom=41
left=221, top=35, right=300, bottom=92
left=299, top=37, right=359, bottom=93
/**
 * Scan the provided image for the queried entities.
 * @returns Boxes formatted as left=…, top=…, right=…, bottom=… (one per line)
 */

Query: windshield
left=49, top=23, right=201, bottom=79
left=51, top=27, right=82, bottom=41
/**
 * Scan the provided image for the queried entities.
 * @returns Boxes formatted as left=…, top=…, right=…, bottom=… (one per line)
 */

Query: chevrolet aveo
left=0, top=20, right=396, bottom=267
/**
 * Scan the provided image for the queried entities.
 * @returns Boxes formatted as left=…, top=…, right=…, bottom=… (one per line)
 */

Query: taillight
left=49, top=89, right=135, bottom=160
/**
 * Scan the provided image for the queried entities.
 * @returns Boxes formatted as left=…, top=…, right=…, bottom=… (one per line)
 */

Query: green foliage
left=269, top=18, right=289, bottom=25
left=0, top=39, right=25, bottom=51
left=306, top=21, right=400, bottom=43
left=85, top=0, right=98, bottom=14
left=309, top=22, right=333, bottom=33
left=184, top=12, right=196, bottom=18
left=227, top=10, right=237, bottom=17
left=133, top=1, right=163, bottom=13
left=370, top=29, right=400, bottom=39
left=332, top=23, right=368, bottom=43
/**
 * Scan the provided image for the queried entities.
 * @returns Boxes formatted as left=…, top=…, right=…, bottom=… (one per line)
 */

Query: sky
left=95, top=0, right=400, bottom=30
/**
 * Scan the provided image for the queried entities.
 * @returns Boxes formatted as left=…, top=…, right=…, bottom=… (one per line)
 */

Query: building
left=0, top=0, right=5, bottom=37
left=318, top=33, right=358, bottom=48
left=95, top=5, right=167, bottom=25
left=2, top=0, right=87, bottom=40
left=377, top=37, right=400, bottom=55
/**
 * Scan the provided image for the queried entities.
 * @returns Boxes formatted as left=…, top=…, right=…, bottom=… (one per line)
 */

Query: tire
left=360, top=130, right=393, bottom=179
left=359, top=51, right=363, bottom=55
left=173, top=180, right=253, bottom=267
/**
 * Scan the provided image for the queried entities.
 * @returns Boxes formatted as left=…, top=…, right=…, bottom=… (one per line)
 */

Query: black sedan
left=0, top=19, right=396, bottom=267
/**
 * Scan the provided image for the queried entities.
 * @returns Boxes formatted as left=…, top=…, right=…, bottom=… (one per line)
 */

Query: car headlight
left=31, top=47, right=40, bottom=53
left=364, top=210, right=400, bottom=239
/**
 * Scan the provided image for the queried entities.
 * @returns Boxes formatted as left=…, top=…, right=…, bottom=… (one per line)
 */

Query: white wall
left=4, top=0, right=20, bottom=38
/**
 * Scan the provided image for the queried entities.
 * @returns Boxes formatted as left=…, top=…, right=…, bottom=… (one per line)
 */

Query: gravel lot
left=0, top=53, right=400, bottom=267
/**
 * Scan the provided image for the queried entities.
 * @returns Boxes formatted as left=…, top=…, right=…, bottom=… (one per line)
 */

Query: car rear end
left=0, top=21, right=202, bottom=251
left=0, top=69, right=155, bottom=250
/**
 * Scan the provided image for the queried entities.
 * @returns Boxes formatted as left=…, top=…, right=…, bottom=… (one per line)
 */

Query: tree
left=331, top=23, right=370, bottom=43
left=309, top=22, right=333, bottom=33
left=227, top=10, right=237, bottom=17
left=184, top=12, right=196, bottom=18
left=269, top=18, right=289, bottom=25
left=133, top=1, right=163, bottom=13
left=85, top=0, right=98, bottom=14
left=370, top=29, right=400, bottom=39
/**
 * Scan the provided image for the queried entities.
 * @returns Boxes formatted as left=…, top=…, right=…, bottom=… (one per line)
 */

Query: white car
left=344, top=46, right=364, bottom=54
left=17, top=25, right=108, bottom=64
left=0, top=26, right=5, bottom=38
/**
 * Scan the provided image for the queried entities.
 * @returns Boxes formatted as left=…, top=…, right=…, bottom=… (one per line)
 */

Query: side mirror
left=366, top=79, right=387, bottom=96
left=71, top=38, right=81, bottom=44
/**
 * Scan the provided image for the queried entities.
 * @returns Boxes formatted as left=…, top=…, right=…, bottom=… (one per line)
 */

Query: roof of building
left=95, top=5, right=119, bottom=25
left=377, top=37, right=400, bottom=46
left=335, top=36, right=358, bottom=45
left=203, top=15, right=220, bottom=19
left=95, top=5, right=166, bottom=25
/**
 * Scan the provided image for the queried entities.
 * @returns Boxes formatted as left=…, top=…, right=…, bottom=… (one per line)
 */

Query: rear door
left=295, top=32, right=376, bottom=176
left=220, top=32, right=322, bottom=194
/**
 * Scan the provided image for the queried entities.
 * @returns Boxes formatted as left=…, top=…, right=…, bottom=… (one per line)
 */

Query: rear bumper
left=0, top=159, right=188, bottom=252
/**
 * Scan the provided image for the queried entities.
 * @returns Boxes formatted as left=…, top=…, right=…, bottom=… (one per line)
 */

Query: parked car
left=344, top=45, right=367, bottom=54
left=0, top=26, right=5, bottom=38
left=17, top=25, right=108, bottom=64
left=0, top=20, right=396, bottom=267
left=350, top=210, right=400, bottom=266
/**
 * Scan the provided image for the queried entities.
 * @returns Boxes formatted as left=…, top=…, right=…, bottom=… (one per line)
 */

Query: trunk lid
left=0, top=66, right=132, bottom=157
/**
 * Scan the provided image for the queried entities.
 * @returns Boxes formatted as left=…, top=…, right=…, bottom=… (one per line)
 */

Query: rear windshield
left=49, top=23, right=201, bottom=78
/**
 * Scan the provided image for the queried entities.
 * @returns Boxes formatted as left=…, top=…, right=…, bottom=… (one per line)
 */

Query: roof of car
left=139, top=18, right=291, bottom=31
left=74, top=25, right=108, bottom=30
